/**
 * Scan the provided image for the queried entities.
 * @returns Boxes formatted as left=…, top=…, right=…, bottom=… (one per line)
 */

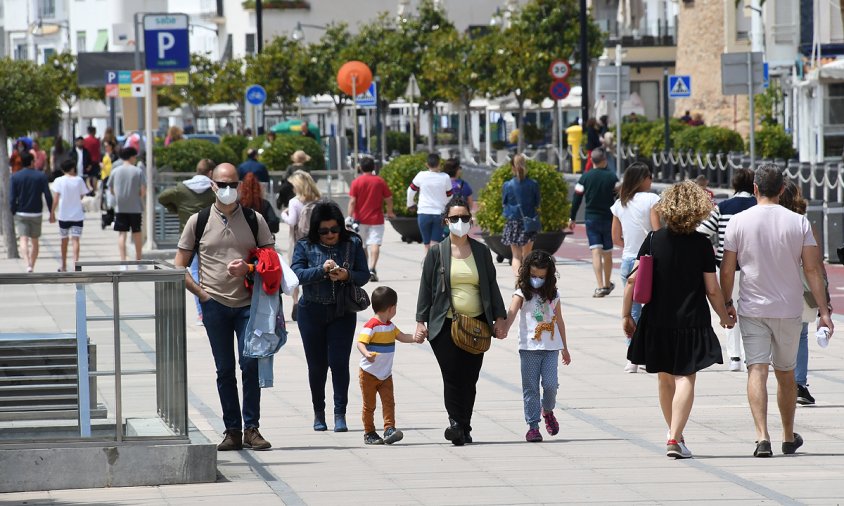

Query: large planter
left=388, top=216, right=423, bottom=243
left=481, top=231, right=569, bottom=264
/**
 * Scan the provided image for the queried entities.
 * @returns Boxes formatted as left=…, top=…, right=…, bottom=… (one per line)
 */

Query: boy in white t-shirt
left=406, top=153, right=453, bottom=250
left=51, top=160, right=91, bottom=272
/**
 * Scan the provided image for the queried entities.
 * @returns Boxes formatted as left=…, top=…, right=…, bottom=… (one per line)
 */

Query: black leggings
left=430, top=319, right=484, bottom=429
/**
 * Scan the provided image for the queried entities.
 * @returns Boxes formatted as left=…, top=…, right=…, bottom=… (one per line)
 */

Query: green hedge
left=674, top=125, right=744, bottom=153
left=379, top=153, right=427, bottom=217
left=475, top=160, right=570, bottom=234
left=750, top=125, right=795, bottom=159
left=622, top=120, right=745, bottom=156
left=246, top=135, right=325, bottom=172
left=221, top=135, right=249, bottom=160
left=156, top=139, right=238, bottom=172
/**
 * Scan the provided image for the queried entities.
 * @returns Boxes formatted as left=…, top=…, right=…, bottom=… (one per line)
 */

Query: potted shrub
left=247, top=134, right=325, bottom=172
left=475, top=159, right=571, bottom=263
left=157, top=139, right=238, bottom=172
left=379, top=153, right=427, bottom=243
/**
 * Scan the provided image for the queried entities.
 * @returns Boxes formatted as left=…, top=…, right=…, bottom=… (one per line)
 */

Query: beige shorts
left=357, top=224, right=385, bottom=246
left=14, top=215, right=42, bottom=238
left=739, top=316, right=803, bottom=371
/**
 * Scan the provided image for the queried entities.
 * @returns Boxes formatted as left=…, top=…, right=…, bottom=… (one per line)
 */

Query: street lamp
left=30, top=18, right=71, bottom=53
left=490, top=8, right=502, bottom=27
left=291, top=22, right=327, bottom=41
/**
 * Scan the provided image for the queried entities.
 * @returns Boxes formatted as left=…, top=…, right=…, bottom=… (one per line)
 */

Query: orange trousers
left=359, top=369, right=395, bottom=433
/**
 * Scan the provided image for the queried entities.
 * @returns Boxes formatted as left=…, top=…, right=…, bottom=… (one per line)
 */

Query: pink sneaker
left=542, top=410, right=559, bottom=436
left=525, top=428, right=543, bottom=442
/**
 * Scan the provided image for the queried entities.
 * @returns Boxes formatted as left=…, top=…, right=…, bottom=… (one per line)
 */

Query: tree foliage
left=159, top=53, right=219, bottom=114
left=0, top=58, right=61, bottom=258
left=246, top=37, right=303, bottom=114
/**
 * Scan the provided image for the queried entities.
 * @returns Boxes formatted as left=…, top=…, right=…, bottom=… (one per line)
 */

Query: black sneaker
left=797, top=385, right=816, bottom=405
left=754, top=440, right=773, bottom=458
left=364, top=431, right=384, bottom=445
left=383, top=427, right=403, bottom=445
left=369, top=270, right=378, bottom=282
left=782, top=433, right=804, bottom=455
left=444, top=418, right=465, bottom=446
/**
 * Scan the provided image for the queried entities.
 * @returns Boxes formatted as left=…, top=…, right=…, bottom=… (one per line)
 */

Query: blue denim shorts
left=418, top=213, right=445, bottom=244
left=585, top=218, right=613, bottom=251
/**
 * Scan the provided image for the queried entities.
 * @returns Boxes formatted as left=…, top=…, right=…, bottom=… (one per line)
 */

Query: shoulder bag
left=333, top=240, right=371, bottom=317
left=437, top=243, right=492, bottom=354
left=632, top=232, right=654, bottom=304
left=514, top=180, right=541, bottom=233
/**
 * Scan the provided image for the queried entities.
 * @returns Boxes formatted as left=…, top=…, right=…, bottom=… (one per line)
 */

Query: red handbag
left=632, top=233, right=654, bottom=304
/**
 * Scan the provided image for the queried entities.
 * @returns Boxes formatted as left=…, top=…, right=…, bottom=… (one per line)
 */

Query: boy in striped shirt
left=357, top=286, right=423, bottom=445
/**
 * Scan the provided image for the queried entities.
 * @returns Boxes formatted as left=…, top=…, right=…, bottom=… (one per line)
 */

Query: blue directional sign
left=246, top=84, right=267, bottom=106
left=144, top=14, right=190, bottom=71
left=356, top=82, right=378, bottom=108
left=763, top=62, right=769, bottom=89
left=668, top=75, right=691, bottom=99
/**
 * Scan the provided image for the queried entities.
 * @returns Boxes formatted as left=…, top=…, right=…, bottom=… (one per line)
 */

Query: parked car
left=184, top=134, right=221, bottom=144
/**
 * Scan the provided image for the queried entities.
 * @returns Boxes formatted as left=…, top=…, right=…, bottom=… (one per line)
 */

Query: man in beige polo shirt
left=174, top=163, right=275, bottom=451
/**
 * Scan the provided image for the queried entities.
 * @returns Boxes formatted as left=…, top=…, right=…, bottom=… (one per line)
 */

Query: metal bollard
left=808, top=200, right=825, bottom=260
left=824, top=202, right=844, bottom=263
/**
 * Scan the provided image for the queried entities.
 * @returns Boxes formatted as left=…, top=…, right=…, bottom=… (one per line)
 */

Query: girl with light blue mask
left=501, top=250, right=571, bottom=443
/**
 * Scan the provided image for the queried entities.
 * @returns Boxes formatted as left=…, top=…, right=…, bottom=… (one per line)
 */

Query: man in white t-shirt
left=720, top=165, right=832, bottom=458
left=51, top=159, right=92, bottom=272
left=407, top=153, right=453, bottom=251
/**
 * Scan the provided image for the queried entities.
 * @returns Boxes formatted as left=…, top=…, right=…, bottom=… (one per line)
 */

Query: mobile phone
left=330, top=266, right=342, bottom=272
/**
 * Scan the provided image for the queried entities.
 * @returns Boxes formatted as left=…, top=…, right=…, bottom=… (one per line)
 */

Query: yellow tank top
left=449, top=255, right=482, bottom=318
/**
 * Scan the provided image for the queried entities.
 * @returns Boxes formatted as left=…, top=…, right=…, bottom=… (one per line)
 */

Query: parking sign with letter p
left=144, top=14, right=190, bottom=71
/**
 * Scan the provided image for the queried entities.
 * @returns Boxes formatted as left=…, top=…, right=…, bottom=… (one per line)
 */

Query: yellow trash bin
left=565, top=124, right=583, bottom=174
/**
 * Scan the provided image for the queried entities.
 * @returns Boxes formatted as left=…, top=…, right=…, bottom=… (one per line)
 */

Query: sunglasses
left=447, top=215, right=472, bottom=224
left=318, top=226, right=341, bottom=235
left=214, top=181, right=240, bottom=189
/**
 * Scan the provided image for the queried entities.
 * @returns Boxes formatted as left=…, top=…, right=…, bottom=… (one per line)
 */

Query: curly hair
left=239, top=172, right=264, bottom=212
left=656, top=181, right=713, bottom=234
left=517, top=250, right=557, bottom=302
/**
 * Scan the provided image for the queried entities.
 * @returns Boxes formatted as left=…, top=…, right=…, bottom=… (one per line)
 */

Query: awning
left=93, top=31, right=109, bottom=52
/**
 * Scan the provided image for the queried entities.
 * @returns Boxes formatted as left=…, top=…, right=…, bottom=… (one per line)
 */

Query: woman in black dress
left=621, top=181, right=734, bottom=459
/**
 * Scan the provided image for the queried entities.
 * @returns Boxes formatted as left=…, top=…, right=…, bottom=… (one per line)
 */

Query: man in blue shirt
left=237, top=149, right=270, bottom=183
left=10, top=152, right=54, bottom=272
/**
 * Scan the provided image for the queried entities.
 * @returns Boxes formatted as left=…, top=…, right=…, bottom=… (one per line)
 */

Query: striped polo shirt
left=358, top=317, right=401, bottom=380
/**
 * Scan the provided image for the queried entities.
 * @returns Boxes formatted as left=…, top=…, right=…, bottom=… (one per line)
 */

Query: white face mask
left=216, top=186, right=238, bottom=205
left=448, top=220, right=471, bottom=237
left=530, top=277, right=545, bottom=289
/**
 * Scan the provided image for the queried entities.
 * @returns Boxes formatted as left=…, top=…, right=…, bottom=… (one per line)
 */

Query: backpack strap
left=189, top=207, right=212, bottom=265
left=241, top=206, right=260, bottom=246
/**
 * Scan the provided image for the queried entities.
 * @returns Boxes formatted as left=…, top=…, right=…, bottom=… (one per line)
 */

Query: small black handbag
left=333, top=241, right=370, bottom=317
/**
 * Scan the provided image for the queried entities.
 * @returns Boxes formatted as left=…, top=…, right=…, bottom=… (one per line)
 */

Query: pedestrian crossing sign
left=668, top=75, right=691, bottom=99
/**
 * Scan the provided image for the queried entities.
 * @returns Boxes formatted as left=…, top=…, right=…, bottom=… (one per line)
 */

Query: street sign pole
left=144, top=69, right=155, bottom=251
left=663, top=68, right=672, bottom=181
left=133, top=13, right=144, bottom=134
left=408, top=75, right=417, bottom=155
left=616, top=45, right=623, bottom=177
left=352, top=75, right=359, bottom=170
left=748, top=52, right=756, bottom=169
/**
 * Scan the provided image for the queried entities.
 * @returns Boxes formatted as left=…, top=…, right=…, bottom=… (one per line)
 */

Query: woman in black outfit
left=415, top=196, right=507, bottom=445
left=622, top=181, right=734, bottom=459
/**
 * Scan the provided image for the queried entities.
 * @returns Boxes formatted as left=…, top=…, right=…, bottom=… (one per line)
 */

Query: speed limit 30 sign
left=549, top=59, right=571, bottom=80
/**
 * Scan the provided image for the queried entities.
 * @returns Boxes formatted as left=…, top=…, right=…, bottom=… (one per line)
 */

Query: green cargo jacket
left=158, top=180, right=217, bottom=232
left=416, top=236, right=507, bottom=341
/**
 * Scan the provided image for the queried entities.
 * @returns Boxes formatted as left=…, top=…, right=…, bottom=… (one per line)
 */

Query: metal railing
left=0, top=260, right=188, bottom=446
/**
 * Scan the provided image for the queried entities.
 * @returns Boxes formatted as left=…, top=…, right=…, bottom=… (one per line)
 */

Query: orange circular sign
left=337, top=61, right=373, bottom=96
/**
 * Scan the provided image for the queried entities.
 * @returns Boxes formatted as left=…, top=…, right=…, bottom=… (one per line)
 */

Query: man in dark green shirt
left=568, top=148, right=618, bottom=297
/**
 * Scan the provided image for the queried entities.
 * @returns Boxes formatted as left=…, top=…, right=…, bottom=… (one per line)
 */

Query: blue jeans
left=620, top=257, right=642, bottom=323
left=200, top=298, right=260, bottom=430
left=520, top=350, right=559, bottom=428
left=190, top=255, right=202, bottom=317
left=418, top=213, right=445, bottom=244
left=795, top=322, right=809, bottom=386
left=296, top=299, right=357, bottom=415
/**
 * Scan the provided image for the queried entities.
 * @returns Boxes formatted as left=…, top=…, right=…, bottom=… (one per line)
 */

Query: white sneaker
left=624, top=361, right=639, bottom=373
left=728, top=360, right=742, bottom=372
